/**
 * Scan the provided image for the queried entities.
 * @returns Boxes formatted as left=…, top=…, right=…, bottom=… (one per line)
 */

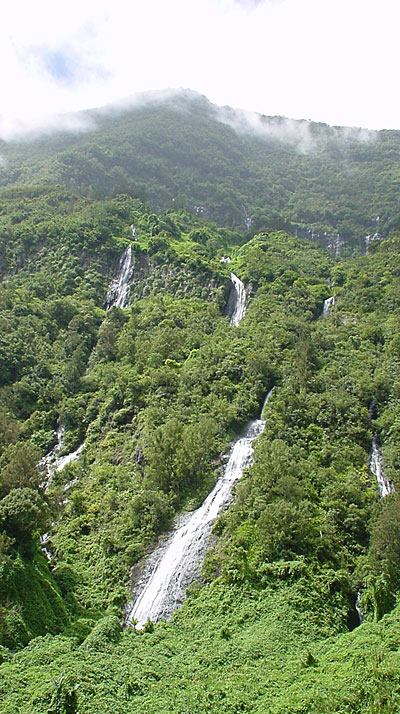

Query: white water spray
left=370, top=436, right=394, bottom=499
left=242, top=204, right=252, bottom=230
left=105, top=245, right=133, bottom=310
left=323, top=296, right=335, bottom=318
left=55, top=442, right=85, bottom=472
left=127, top=390, right=274, bottom=629
left=39, top=426, right=85, bottom=484
left=355, top=591, right=363, bottom=625
left=227, top=272, right=247, bottom=326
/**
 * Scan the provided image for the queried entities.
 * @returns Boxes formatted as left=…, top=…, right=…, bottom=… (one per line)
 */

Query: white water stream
left=370, top=436, right=394, bottom=499
left=127, top=390, right=273, bottom=629
left=323, top=296, right=335, bottom=318
left=39, top=430, right=85, bottom=559
left=104, top=245, right=133, bottom=310
left=355, top=590, right=363, bottom=625
left=56, top=442, right=85, bottom=473
left=354, top=435, right=394, bottom=619
left=40, top=426, right=85, bottom=478
left=227, top=272, right=247, bottom=326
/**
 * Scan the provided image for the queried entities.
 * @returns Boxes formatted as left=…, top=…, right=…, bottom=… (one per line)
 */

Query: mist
left=214, top=104, right=377, bottom=152
left=1, top=0, right=400, bottom=138
left=0, top=110, right=97, bottom=143
left=0, top=86, right=379, bottom=150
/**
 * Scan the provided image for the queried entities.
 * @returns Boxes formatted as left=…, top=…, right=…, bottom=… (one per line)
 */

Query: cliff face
left=128, top=249, right=231, bottom=307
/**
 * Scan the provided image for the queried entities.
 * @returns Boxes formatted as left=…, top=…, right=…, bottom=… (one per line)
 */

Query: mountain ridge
left=0, top=89, right=400, bottom=712
left=1, top=90, right=400, bottom=250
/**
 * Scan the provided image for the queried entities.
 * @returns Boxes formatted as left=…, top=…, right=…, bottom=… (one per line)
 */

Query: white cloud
left=0, top=0, right=399, bottom=139
left=215, top=104, right=377, bottom=152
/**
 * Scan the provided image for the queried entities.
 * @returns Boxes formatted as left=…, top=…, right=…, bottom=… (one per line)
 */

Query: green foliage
left=0, top=105, right=400, bottom=709
left=0, top=580, right=400, bottom=713
left=82, top=615, right=121, bottom=651
left=48, top=674, right=78, bottom=714
left=2, top=95, right=400, bottom=246
left=0, top=488, right=49, bottom=549
left=0, top=442, right=42, bottom=497
left=0, top=552, right=68, bottom=649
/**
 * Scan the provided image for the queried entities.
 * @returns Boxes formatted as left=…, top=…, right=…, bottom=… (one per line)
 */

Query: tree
left=0, top=442, right=42, bottom=497
left=0, top=488, right=50, bottom=553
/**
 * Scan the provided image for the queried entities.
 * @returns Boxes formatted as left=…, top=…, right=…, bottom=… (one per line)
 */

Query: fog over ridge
left=0, top=109, right=97, bottom=142
left=214, top=102, right=377, bottom=152
left=0, top=88, right=379, bottom=148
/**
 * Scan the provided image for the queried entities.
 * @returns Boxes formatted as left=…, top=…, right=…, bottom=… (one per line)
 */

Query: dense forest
left=0, top=93, right=400, bottom=712
left=2, top=90, right=400, bottom=249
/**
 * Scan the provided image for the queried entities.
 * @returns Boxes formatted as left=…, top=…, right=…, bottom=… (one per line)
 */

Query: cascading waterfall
left=242, top=204, right=252, bottom=230
left=55, top=442, right=85, bottom=473
left=226, top=272, right=247, bottom=326
left=323, top=296, right=335, bottom=318
left=39, top=425, right=65, bottom=478
left=126, top=389, right=274, bottom=629
left=104, top=245, right=133, bottom=310
left=370, top=436, right=394, bottom=499
left=353, top=425, right=394, bottom=621
left=39, top=426, right=85, bottom=485
left=39, top=430, right=85, bottom=558
left=365, top=232, right=379, bottom=255
left=355, top=591, right=363, bottom=625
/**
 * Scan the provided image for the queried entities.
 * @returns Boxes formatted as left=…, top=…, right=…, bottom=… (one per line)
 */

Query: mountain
left=2, top=89, right=400, bottom=251
left=0, top=91, right=400, bottom=713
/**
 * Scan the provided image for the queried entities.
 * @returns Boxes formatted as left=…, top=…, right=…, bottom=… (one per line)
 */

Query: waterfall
left=355, top=591, right=363, bottom=625
left=39, top=425, right=65, bottom=484
left=126, top=389, right=274, bottom=629
left=365, top=232, right=379, bottom=255
left=55, top=442, right=85, bottom=472
left=104, top=245, right=133, bottom=310
left=323, top=296, right=335, bottom=318
left=39, top=425, right=65, bottom=474
left=226, top=273, right=247, bottom=326
left=242, top=204, right=252, bottom=230
left=39, top=432, right=85, bottom=558
left=370, top=436, right=394, bottom=498
left=39, top=426, right=85, bottom=483
left=327, top=233, right=342, bottom=257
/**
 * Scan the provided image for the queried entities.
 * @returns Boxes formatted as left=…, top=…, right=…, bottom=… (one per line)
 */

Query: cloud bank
left=215, top=104, right=377, bottom=152
left=1, top=0, right=399, bottom=139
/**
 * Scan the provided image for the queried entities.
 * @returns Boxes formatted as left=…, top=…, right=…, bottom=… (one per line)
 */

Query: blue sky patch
left=43, top=50, right=77, bottom=83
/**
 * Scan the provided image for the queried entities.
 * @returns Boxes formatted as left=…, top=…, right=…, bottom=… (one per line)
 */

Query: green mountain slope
left=0, top=94, right=400, bottom=712
left=1, top=91, right=400, bottom=248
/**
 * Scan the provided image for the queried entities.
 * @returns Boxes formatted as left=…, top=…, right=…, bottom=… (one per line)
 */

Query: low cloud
left=0, top=0, right=399, bottom=139
left=215, top=104, right=377, bottom=152
left=216, top=105, right=314, bottom=151
left=0, top=112, right=96, bottom=142
left=95, top=87, right=200, bottom=115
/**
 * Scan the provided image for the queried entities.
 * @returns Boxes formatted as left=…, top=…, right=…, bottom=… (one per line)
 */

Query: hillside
left=1, top=90, right=400, bottom=250
left=0, top=93, right=400, bottom=712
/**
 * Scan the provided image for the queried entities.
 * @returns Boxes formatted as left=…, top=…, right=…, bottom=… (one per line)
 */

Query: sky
left=1, top=0, right=399, bottom=139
